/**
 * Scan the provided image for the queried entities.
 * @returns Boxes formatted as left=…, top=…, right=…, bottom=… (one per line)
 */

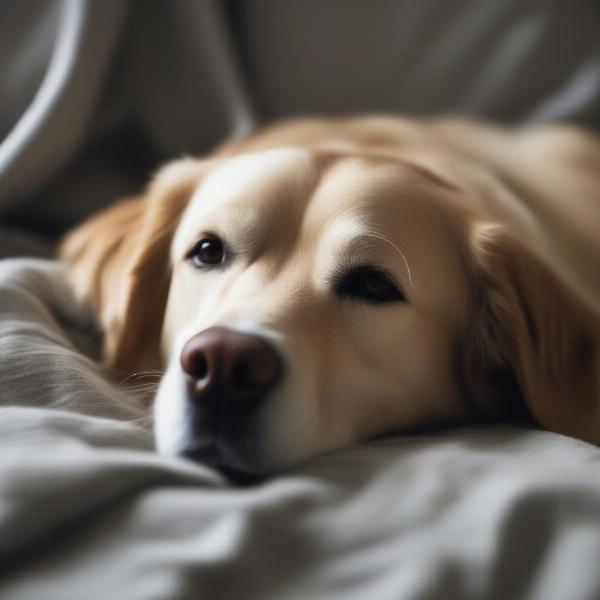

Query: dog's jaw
left=153, top=321, right=323, bottom=477
left=153, top=359, right=192, bottom=456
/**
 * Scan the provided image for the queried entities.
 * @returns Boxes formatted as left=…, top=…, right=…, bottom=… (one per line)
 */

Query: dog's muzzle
left=177, top=326, right=283, bottom=480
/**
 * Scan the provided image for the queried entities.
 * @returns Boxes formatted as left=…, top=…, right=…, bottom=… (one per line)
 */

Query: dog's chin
left=153, top=362, right=315, bottom=484
left=180, top=444, right=272, bottom=486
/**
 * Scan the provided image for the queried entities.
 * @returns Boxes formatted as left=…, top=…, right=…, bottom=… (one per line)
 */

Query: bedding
left=2, top=1, right=600, bottom=226
left=2, top=258, right=600, bottom=599
left=3, top=2, right=600, bottom=596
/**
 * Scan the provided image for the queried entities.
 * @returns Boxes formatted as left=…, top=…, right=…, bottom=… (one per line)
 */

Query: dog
left=61, top=116, right=600, bottom=481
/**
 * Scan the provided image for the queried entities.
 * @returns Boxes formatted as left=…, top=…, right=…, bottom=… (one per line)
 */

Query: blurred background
left=1, top=0, right=599, bottom=256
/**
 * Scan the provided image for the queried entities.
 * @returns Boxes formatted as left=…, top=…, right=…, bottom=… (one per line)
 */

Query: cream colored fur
left=61, top=116, right=600, bottom=473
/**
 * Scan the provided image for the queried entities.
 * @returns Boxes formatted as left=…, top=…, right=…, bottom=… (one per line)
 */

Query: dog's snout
left=180, top=327, right=282, bottom=403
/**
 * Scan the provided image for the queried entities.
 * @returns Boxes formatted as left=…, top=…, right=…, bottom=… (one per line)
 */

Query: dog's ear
left=61, top=159, right=208, bottom=373
left=463, top=221, right=599, bottom=442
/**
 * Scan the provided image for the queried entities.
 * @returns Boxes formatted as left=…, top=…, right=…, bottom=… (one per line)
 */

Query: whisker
left=126, top=383, right=161, bottom=393
left=125, top=410, right=154, bottom=430
left=115, top=371, right=164, bottom=389
left=363, top=232, right=414, bottom=286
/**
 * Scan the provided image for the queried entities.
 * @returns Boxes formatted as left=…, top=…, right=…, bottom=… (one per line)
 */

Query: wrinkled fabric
left=0, top=259, right=146, bottom=420
left=1, top=0, right=599, bottom=227
left=2, top=260, right=600, bottom=599
left=2, top=3, right=600, bottom=598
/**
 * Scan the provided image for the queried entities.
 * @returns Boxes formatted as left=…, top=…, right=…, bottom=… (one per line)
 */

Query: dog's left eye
left=332, top=266, right=405, bottom=304
left=188, top=235, right=226, bottom=268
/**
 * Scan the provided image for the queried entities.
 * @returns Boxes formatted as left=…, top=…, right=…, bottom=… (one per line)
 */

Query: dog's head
left=62, top=120, right=597, bottom=480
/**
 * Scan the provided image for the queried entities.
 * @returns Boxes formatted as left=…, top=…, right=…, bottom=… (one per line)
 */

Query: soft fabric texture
left=1, top=0, right=600, bottom=230
left=2, top=2, right=600, bottom=598
left=2, top=260, right=600, bottom=599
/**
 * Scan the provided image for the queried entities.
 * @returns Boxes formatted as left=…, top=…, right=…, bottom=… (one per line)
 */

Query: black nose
left=180, top=327, right=282, bottom=404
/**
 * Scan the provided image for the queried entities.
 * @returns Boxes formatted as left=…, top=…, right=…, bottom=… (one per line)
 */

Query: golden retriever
left=61, top=116, right=600, bottom=481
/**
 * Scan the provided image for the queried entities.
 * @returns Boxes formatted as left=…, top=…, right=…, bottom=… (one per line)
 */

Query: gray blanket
left=2, top=259, right=600, bottom=600
left=2, top=3, right=600, bottom=595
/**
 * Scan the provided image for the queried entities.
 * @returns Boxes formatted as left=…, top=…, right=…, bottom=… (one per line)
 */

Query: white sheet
left=2, top=258, right=600, bottom=600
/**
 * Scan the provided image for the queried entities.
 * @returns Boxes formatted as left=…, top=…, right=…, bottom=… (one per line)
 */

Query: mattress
left=2, top=257, right=600, bottom=600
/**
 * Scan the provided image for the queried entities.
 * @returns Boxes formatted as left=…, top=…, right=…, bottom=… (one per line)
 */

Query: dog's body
left=62, top=116, right=600, bottom=479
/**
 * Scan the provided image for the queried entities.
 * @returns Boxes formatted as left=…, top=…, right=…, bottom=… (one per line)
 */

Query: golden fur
left=61, top=116, right=600, bottom=473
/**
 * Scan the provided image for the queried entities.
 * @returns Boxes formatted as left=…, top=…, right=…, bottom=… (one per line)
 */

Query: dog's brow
left=172, top=203, right=268, bottom=261
left=359, top=232, right=414, bottom=286
left=326, top=224, right=414, bottom=287
left=172, top=148, right=316, bottom=258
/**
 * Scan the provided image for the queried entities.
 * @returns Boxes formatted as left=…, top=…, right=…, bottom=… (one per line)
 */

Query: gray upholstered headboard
left=1, top=0, right=599, bottom=229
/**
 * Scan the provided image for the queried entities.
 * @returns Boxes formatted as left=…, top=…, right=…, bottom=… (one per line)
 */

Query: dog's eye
left=332, top=266, right=405, bottom=304
left=188, top=236, right=226, bottom=268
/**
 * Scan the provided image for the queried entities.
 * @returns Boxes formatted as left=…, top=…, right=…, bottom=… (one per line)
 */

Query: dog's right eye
left=188, top=235, right=226, bottom=268
left=331, top=265, right=406, bottom=305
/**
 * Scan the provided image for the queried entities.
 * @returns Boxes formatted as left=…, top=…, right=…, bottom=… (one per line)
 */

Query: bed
left=2, top=2, right=600, bottom=598
left=2, top=258, right=600, bottom=599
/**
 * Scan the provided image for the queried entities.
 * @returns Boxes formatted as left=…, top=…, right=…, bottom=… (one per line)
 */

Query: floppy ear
left=464, top=222, right=599, bottom=442
left=61, top=159, right=208, bottom=373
